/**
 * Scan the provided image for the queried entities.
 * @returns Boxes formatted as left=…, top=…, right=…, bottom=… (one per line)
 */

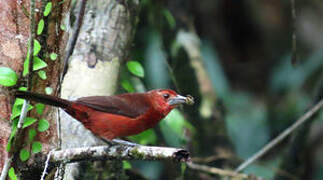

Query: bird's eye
left=163, top=93, right=170, bottom=99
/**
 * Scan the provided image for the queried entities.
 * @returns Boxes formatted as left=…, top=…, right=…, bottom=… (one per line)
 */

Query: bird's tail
left=15, top=90, right=71, bottom=109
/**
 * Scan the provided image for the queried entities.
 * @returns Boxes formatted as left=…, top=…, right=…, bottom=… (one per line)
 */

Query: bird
left=15, top=89, right=193, bottom=140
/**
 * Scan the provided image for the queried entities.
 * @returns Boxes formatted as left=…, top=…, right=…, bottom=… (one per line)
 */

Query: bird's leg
left=99, top=138, right=116, bottom=146
left=112, top=139, right=139, bottom=147
left=99, top=137, right=139, bottom=147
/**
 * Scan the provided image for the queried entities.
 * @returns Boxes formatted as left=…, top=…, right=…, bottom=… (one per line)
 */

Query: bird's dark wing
left=75, top=93, right=151, bottom=118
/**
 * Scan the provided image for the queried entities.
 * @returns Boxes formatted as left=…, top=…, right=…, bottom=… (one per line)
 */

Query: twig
left=56, top=0, right=87, bottom=150
left=17, top=100, right=30, bottom=129
left=61, top=0, right=87, bottom=79
left=28, top=0, right=35, bottom=90
left=0, top=0, right=35, bottom=179
left=162, top=56, right=182, bottom=94
left=56, top=109, right=62, bottom=149
left=291, top=0, right=297, bottom=65
left=54, top=163, right=65, bottom=180
left=17, top=0, right=30, bottom=18
left=49, top=143, right=190, bottom=164
left=192, top=154, right=234, bottom=164
left=41, top=150, right=54, bottom=180
left=187, top=162, right=249, bottom=179
left=0, top=157, right=12, bottom=180
left=236, top=98, right=323, bottom=172
left=54, top=1, right=87, bottom=177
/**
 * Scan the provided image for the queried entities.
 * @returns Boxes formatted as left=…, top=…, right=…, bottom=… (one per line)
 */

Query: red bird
left=15, top=89, right=192, bottom=140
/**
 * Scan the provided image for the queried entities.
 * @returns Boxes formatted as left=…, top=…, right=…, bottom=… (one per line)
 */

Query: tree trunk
left=60, top=0, right=139, bottom=179
left=0, top=0, right=139, bottom=179
left=0, top=1, right=69, bottom=177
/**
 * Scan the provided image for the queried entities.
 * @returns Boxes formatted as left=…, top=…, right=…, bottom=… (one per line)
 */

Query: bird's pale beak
left=168, top=95, right=188, bottom=106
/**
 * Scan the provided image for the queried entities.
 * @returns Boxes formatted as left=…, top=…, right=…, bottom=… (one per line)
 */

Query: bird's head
left=148, top=89, right=192, bottom=116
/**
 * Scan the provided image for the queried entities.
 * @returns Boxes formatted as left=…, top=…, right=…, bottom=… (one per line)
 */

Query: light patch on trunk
left=61, top=56, right=120, bottom=99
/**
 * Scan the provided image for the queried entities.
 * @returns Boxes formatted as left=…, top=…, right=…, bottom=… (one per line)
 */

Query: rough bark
left=59, top=0, right=139, bottom=179
left=0, top=1, right=29, bottom=169
left=0, top=1, right=69, bottom=175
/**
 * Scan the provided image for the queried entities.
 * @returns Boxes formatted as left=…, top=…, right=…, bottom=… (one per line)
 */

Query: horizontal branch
left=50, top=141, right=190, bottom=164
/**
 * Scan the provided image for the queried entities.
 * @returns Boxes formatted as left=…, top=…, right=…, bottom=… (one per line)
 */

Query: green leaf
left=13, top=98, right=24, bottom=106
left=8, top=167, right=17, bottom=180
left=19, top=149, right=30, bottom=161
left=126, top=61, right=144, bottom=78
left=32, top=141, right=42, bottom=153
left=33, top=39, right=41, bottom=56
left=28, top=129, right=37, bottom=142
left=50, top=52, right=58, bottom=61
left=19, top=86, right=27, bottom=91
left=10, top=118, right=18, bottom=139
left=121, top=79, right=135, bottom=93
left=37, top=19, right=44, bottom=35
left=45, top=87, right=53, bottom=95
left=23, top=58, right=29, bottom=77
left=44, top=2, right=52, bottom=16
left=23, top=117, right=37, bottom=128
left=60, top=24, right=66, bottom=31
left=24, top=39, right=41, bottom=62
left=38, top=70, right=47, bottom=80
left=34, top=57, right=47, bottom=70
left=0, top=67, right=18, bottom=87
left=38, top=118, right=50, bottom=132
left=128, top=129, right=157, bottom=145
left=163, top=9, right=176, bottom=29
left=35, top=103, right=45, bottom=115
left=23, top=56, right=47, bottom=77
left=6, top=139, right=12, bottom=152
left=6, top=119, right=18, bottom=152
left=122, top=161, right=132, bottom=170
left=11, top=102, right=33, bottom=120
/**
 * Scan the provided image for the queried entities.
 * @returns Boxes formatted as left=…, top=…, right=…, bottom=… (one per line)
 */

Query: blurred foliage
left=120, top=0, right=323, bottom=179
left=128, top=129, right=157, bottom=145
left=225, top=92, right=270, bottom=158
left=1, top=0, right=321, bottom=179
left=270, top=51, right=323, bottom=93
left=160, top=109, right=195, bottom=147
left=201, top=41, right=230, bottom=98
left=144, top=31, right=170, bottom=89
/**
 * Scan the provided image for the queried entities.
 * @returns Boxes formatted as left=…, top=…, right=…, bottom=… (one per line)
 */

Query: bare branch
left=36, top=140, right=189, bottom=179
left=236, top=98, right=323, bottom=172
left=49, top=143, right=190, bottom=164
left=41, top=150, right=55, bottom=180
left=187, top=162, right=252, bottom=179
